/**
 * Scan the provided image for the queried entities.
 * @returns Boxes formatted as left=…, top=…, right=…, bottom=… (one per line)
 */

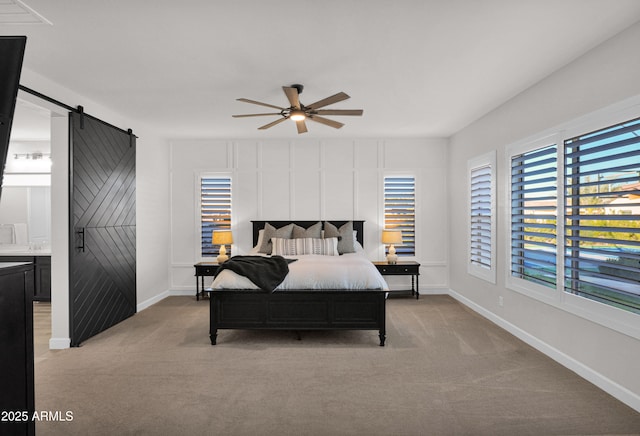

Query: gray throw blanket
left=214, top=255, right=296, bottom=292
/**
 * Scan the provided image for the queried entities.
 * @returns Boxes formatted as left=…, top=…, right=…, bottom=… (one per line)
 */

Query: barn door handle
left=76, top=228, right=85, bottom=252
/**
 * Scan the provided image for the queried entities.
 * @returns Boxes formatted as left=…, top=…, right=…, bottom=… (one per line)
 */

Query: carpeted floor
left=33, top=296, right=640, bottom=435
left=33, top=301, right=52, bottom=363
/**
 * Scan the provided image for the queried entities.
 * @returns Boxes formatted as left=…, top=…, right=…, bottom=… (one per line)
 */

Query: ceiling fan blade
left=306, top=92, right=350, bottom=110
left=237, top=98, right=285, bottom=111
left=258, top=117, right=288, bottom=130
left=308, top=115, right=344, bottom=129
left=296, top=119, right=308, bottom=134
left=283, top=86, right=301, bottom=109
left=314, top=109, right=363, bottom=116
left=232, top=113, right=282, bottom=118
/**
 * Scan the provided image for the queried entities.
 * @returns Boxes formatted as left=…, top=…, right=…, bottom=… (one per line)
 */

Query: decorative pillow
left=323, top=221, right=355, bottom=254
left=272, top=237, right=339, bottom=256
left=271, top=237, right=297, bottom=256
left=292, top=221, right=322, bottom=239
left=258, top=223, right=294, bottom=254
left=248, top=229, right=265, bottom=254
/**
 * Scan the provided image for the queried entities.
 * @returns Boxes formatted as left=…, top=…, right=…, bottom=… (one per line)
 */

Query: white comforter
left=211, top=253, right=389, bottom=291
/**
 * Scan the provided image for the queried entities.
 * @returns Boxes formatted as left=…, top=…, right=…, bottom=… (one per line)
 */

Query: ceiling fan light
left=290, top=110, right=306, bottom=121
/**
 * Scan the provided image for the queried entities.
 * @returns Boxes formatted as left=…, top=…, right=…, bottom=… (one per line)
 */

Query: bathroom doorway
left=0, top=98, right=53, bottom=356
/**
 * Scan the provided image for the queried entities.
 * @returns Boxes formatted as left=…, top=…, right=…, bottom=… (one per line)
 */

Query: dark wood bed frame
left=208, top=220, right=387, bottom=346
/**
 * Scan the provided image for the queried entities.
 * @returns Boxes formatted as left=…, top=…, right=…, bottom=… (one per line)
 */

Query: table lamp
left=381, top=229, right=403, bottom=264
left=212, top=230, right=233, bottom=263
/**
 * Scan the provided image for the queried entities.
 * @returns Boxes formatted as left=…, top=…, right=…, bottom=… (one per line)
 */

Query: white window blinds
left=201, top=176, right=232, bottom=257
left=511, top=144, right=558, bottom=289
left=470, top=164, right=493, bottom=269
left=564, top=117, right=640, bottom=312
left=384, top=176, right=416, bottom=257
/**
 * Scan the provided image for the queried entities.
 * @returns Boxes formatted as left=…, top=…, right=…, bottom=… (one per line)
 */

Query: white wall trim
left=170, top=286, right=195, bottom=292
left=419, top=261, right=447, bottom=267
left=448, top=287, right=640, bottom=413
left=170, top=137, right=449, bottom=291
left=502, top=103, right=640, bottom=340
left=170, top=289, right=197, bottom=296
left=417, top=287, right=448, bottom=295
left=137, top=289, right=170, bottom=312
left=419, top=284, right=449, bottom=290
left=49, top=337, right=70, bottom=350
left=257, top=142, right=263, bottom=218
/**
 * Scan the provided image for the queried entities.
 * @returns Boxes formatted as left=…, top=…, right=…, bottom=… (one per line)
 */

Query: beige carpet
left=33, top=301, right=52, bottom=363
left=34, top=296, right=640, bottom=435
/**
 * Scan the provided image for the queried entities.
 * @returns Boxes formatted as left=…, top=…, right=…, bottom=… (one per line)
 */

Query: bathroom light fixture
left=14, top=152, right=50, bottom=160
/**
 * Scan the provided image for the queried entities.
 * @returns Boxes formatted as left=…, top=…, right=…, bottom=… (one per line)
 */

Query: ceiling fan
left=232, top=84, right=363, bottom=134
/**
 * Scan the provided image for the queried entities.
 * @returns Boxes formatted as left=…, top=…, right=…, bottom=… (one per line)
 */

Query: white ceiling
left=10, top=99, right=50, bottom=142
left=3, top=0, right=640, bottom=140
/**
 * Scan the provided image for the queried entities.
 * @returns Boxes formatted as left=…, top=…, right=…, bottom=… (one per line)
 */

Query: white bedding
left=211, top=253, right=389, bottom=291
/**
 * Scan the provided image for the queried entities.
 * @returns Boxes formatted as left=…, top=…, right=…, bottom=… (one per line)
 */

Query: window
left=469, top=152, right=496, bottom=282
left=510, top=143, right=558, bottom=289
left=200, top=176, right=232, bottom=257
left=384, top=176, right=415, bottom=257
left=564, top=117, right=640, bottom=313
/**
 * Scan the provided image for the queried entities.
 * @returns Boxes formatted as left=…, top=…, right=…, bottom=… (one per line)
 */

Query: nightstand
left=194, top=262, right=220, bottom=301
left=372, top=261, right=421, bottom=299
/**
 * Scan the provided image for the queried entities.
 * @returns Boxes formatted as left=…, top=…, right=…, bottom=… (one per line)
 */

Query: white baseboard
left=447, top=288, right=640, bottom=413
left=137, top=290, right=171, bottom=312
left=387, top=285, right=448, bottom=295
left=47, top=290, right=174, bottom=350
left=170, top=285, right=196, bottom=291
left=416, top=287, right=448, bottom=295
left=169, top=289, right=197, bottom=297
left=49, top=337, right=70, bottom=349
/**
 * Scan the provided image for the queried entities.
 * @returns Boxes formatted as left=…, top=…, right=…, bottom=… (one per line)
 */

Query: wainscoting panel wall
left=354, top=170, right=381, bottom=257
left=260, top=170, right=291, bottom=219
left=324, top=171, right=355, bottom=218
left=292, top=141, right=321, bottom=169
left=292, top=171, right=321, bottom=218
left=169, top=138, right=449, bottom=292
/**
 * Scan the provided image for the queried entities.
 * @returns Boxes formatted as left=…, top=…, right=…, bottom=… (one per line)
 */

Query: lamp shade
left=381, top=229, right=402, bottom=244
left=212, top=230, right=233, bottom=245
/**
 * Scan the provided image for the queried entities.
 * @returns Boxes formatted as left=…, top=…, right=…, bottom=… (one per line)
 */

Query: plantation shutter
left=511, top=144, right=558, bottom=288
left=564, top=117, right=640, bottom=311
left=384, top=176, right=415, bottom=256
left=470, top=164, right=492, bottom=269
left=201, top=177, right=232, bottom=257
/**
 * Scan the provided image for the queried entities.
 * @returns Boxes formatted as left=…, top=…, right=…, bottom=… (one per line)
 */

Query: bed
left=207, top=220, right=388, bottom=346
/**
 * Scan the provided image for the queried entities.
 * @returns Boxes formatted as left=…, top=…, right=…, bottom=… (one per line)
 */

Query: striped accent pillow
left=272, top=237, right=339, bottom=256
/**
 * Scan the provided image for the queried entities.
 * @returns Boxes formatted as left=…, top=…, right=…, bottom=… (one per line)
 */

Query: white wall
left=49, top=113, right=70, bottom=349
left=136, top=137, right=171, bottom=309
left=448, top=21, right=640, bottom=410
left=0, top=187, right=29, bottom=224
left=169, top=138, right=449, bottom=292
left=0, top=186, right=50, bottom=244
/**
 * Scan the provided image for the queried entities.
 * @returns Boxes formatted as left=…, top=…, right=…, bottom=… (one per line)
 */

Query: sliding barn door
left=69, top=112, right=136, bottom=346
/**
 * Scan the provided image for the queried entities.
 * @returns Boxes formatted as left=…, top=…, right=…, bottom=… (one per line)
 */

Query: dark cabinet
left=372, top=261, right=421, bottom=299
left=35, top=256, right=51, bottom=301
left=0, top=262, right=35, bottom=436
left=194, top=262, right=220, bottom=300
left=0, top=256, right=51, bottom=301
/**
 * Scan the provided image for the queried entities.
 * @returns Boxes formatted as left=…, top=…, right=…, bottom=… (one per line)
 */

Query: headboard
left=251, top=221, right=365, bottom=247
